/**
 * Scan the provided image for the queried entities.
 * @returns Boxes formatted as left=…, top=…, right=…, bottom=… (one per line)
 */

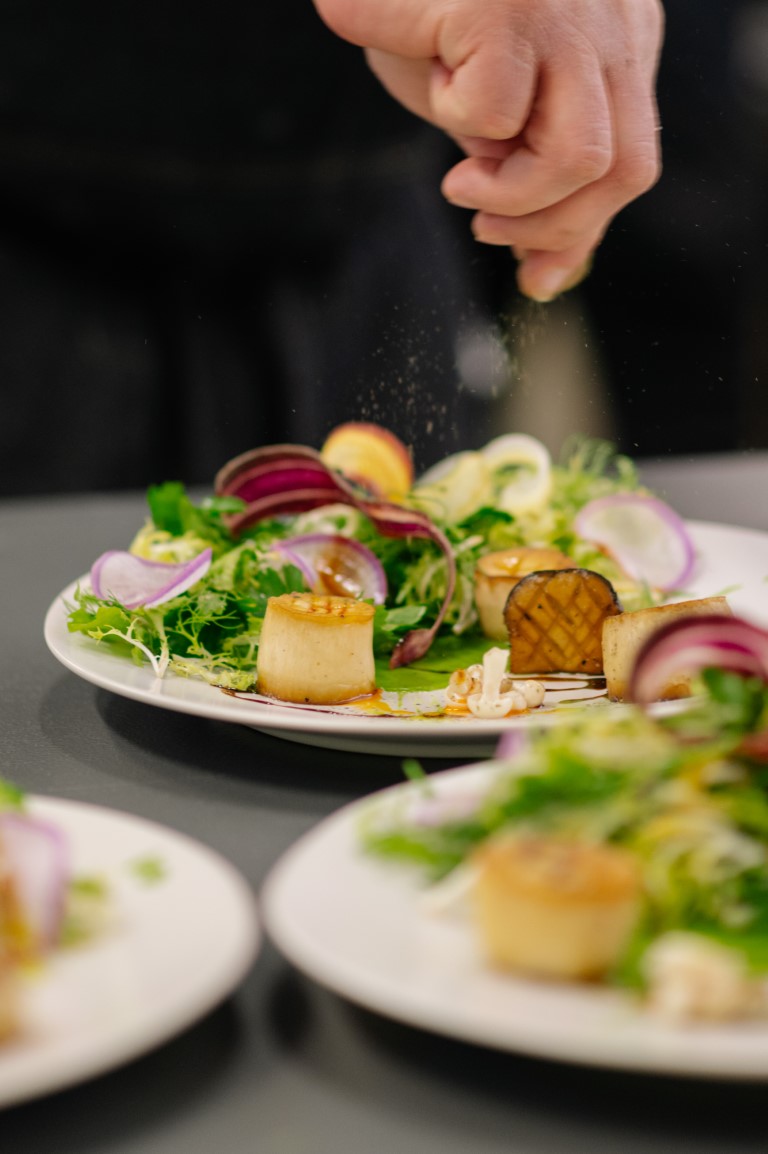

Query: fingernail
left=441, top=174, right=471, bottom=209
left=524, top=258, right=593, bottom=303
left=445, top=191, right=475, bottom=210
left=524, top=268, right=571, bottom=303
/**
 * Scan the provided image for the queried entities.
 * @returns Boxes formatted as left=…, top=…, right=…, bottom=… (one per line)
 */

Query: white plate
left=0, top=797, right=259, bottom=1108
left=262, top=762, right=768, bottom=1080
left=44, top=521, right=768, bottom=758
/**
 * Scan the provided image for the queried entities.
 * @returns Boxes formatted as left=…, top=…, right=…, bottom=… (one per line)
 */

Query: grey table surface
left=3, top=453, right=768, bottom=1150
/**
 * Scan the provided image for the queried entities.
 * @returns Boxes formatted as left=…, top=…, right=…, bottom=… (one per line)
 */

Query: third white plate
left=0, top=797, right=259, bottom=1108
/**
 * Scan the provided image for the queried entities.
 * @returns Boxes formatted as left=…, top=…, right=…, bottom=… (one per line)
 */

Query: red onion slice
left=91, top=548, right=213, bottom=608
left=226, top=487, right=350, bottom=535
left=216, top=444, right=456, bottom=665
left=495, top=728, right=530, bottom=760
left=267, top=546, right=317, bottom=590
left=214, top=444, right=362, bottom=504
left=629, top=614, right=768, bottom=704
left=0, top=813, right=69, bottom=950
left=334, top=500, right=455, bottom=666
left=271, top=534, right=388, bottom=603
left=574, top=494, right=695, bottom=591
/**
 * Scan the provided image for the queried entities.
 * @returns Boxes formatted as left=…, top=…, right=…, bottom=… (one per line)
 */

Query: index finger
left=429, top=43, right=537, bottom=141
left=317, top=0, right=540, bottom=140
left=313, top=0, right=439, bottom=56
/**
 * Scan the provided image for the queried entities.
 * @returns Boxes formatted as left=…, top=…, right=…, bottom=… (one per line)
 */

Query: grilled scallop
left=474, top=547, right=576, bottom=640
left=472, top=833, right=641, bottom=980
left=257, top=593, right=376, bottom=705
left=602, top=595, right=733, bottom=701
left=504, top=568, right=622, bottom=674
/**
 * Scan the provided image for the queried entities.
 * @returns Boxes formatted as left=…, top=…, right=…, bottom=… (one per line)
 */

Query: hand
left=313, top=0, right=664, bottom=301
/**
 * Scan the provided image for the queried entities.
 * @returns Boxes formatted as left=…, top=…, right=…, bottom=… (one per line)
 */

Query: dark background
left=0, top=0, right=762, bottom=496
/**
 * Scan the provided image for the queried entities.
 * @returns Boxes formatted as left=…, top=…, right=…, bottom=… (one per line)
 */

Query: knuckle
left=562, top=141, right=614, bottom=186
left=613, top=145, right=661, bottom=198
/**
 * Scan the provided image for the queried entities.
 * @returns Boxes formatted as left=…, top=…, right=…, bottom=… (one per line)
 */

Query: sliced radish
left=481, top=433, right=553, bottom=515
left=411, top=451, right=490, bottom=524
left=629, top=614, right=768, bottom=704
left=91, top=548, right=213, bottom=608
left=270, top=534, right=388, bottom=603
left=0, top=813, right=69, bottom=950
left=574, top=494, right=695, bottom=591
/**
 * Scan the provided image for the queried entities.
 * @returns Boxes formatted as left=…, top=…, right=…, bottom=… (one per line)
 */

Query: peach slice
left=320, top=422, right=414, bottom=499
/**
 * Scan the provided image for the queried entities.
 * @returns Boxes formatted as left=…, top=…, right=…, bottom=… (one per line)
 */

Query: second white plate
left=262, top=762, right=768, bottom=1079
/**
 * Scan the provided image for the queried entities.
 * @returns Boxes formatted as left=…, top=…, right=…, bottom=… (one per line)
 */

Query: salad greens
left=67, top=435, right=658, bottom=693
left=362, top=670, right=768, bottom=984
